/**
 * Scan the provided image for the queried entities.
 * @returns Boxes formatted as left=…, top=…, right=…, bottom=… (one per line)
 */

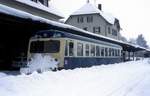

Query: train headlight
left=55, top=58, right=58, bottom=61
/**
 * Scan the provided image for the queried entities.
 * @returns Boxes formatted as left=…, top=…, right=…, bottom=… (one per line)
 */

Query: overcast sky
left=50, top=0, right=150, bottom=45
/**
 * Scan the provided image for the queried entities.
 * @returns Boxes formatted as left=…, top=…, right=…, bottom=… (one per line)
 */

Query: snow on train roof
left=0, top=3, right=149, bottom=51
left=15, top=0, right=64, bottom=18
left=71, top=3, right=115, bottom=24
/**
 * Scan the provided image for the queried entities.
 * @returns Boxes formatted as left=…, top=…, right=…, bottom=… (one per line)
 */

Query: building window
left=77, top=43, right=83, bottom=56
left=69, top=42, right=74, bottom=56
left=85, top=44, right=90, bottom=56
left=93, top=27, right=101, bottom=34
left=87, top=16, right=93, bottom=23
left=91, top=45, right=95, bottom=56
left=31, top=0, right=37, bottom=2
left=83, top=27, right=88, bottom=31
left=108, top=27, right=111, bottom=34
left=112, top=29, right=117, bottom=36
left=39, top=0, right=44, bottom=4
left=38, top=0, right=49, bottom=6
left=31, top=0, right=48, bottom=6
left=77, top=17, right=84, bottom=23
left=45, top=0, right=49, bottom=7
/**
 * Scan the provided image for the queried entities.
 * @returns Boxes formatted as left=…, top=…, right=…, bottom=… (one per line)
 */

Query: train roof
left=35, top=30, right=122, bottom=48
left=0, top=3, right=149, bottom=52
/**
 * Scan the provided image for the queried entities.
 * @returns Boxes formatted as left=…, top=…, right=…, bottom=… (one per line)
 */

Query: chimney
left=87, top=0, right=90, bottom=3
left=98, top=4, right=102, bottom=10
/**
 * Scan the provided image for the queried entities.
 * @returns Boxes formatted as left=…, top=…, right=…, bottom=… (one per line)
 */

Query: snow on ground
left=0, top=73, right=7, bottom=78
left=0, top=59, right=150, bottom=96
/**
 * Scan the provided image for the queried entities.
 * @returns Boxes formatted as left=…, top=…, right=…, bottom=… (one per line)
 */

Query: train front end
left=27, top=38, right=65, bottom=70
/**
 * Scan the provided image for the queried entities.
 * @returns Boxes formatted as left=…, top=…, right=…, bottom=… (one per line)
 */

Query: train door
left=64, top=39, right=76, bottom=69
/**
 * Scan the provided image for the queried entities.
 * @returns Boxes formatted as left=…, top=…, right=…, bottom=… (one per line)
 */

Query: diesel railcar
left=27, top=30, right=122, bottom=69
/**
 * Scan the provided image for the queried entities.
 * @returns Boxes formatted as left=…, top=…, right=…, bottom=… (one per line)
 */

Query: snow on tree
left=128, top=38, right=136, bottom=44
left=136, top=34, right=148, bottom=48
left=120, top=35, right=128, bottom=42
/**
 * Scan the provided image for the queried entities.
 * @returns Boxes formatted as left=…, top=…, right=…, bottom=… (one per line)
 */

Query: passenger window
left=101, top=47, right=104, bottom=56
left=118, top=49, right=120, bottom=56
left=96, top=46, right=100, bottom=56
left=85, top=44, right=90, bottom=56
left=105, top=48, right=108, bottom=57
left=109, top=48, right=112, bottom=56
left=91, top=45, right=95, bottom=56
left=65, top=41, right=68, bottom=56
left=115, top=49, right=117, bottom=56
left=69, top=42, right=74, bottom=56
left=77, top=43, right=83, bottom=56
left=112, top=49, right=115, bottom=56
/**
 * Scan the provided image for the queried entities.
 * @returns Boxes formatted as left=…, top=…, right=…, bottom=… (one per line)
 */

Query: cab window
left=30, top=40, right=60, bottom=53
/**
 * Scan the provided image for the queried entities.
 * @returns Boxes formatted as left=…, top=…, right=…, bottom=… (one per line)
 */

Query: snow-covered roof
left=15, top=0, right=64, bottom=18
left=71, top=3, right=115, bottom=24
left=0, top=4, right=149, bottom=52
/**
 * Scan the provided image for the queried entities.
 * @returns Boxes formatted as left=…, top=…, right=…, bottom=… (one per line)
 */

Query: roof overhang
left=1, top=0, right=64, bottom=19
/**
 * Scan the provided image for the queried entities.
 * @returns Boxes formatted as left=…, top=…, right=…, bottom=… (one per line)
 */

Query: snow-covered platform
left=0, top=59, right=150, bottom=96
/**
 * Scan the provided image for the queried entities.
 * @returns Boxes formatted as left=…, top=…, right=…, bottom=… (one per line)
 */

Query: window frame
left=31, top=0, right=37, bottom=3
left=77, top=17, right=84, bottom=23
left=93, top=26, right=101, bottom=34
left=87, top=16, right=93, bottom=23
left=83, top=27, right=88, bottom=31
left=68, top=41, right=74, bottom=56
left=105, top=48, right=108, bottom=57
left=112, top=29, right=117, bottom=36
left=90, top=44, right=96, bottom=57
left=96, top=46, right=101, bottom=57
left=77, top=42, right=84, bottom=56
left=85, top=44, right=90, bottom=57
left=108, top=27, right=111, bottom=34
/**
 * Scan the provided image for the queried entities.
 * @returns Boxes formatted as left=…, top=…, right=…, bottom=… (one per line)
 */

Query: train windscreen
left=30, top=40, right=60, bottom=53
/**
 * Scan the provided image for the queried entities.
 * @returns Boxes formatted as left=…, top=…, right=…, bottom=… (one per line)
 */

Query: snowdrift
left=20, top=54, right=58, bottom=74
